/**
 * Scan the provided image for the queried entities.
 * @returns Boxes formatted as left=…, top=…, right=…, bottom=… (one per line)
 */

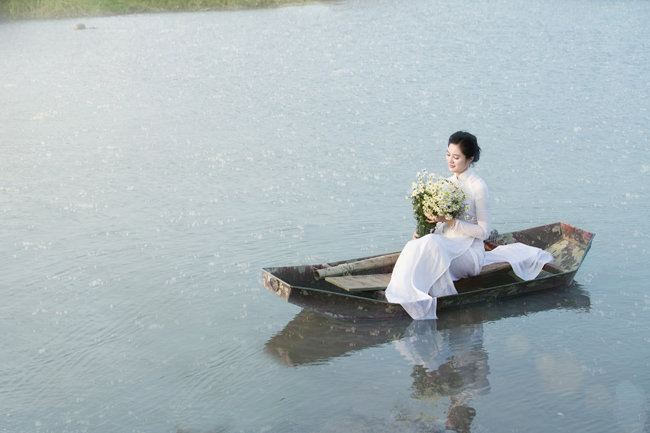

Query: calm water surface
left=1, top=0, right=649, bottom=432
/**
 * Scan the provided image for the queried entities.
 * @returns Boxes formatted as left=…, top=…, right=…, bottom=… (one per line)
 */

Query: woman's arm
left=451, top=181, right=491, bottom=240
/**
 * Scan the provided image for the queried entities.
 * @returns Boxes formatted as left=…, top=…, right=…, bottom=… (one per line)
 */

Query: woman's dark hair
left=448, top=131, right=481, bottom=165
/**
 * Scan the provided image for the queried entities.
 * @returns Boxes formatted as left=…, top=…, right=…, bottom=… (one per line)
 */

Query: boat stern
left=261, top=267, right=293, bottom=301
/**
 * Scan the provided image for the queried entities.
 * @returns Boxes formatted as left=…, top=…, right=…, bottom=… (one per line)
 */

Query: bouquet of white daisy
left=409, top=169, right=469, bottom=237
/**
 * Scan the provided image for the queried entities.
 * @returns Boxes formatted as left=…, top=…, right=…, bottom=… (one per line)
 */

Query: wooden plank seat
left=325, top=273, right=392, bottom=292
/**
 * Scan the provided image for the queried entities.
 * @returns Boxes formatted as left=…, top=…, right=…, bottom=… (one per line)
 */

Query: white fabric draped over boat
left=386, top=240, right=554, bottom=320
left=483, top=242, right=554, bottom=281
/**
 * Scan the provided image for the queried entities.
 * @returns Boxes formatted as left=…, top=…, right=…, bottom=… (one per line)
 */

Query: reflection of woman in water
left=396, top=319, right=490, bottom=432
left=387, top=131, right=554, bottom=320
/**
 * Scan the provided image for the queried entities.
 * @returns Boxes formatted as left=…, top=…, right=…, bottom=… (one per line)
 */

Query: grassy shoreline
left=0, top=0, right=308, bottom=20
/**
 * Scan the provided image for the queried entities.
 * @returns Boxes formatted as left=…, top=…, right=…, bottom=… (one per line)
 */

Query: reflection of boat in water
left=265, top=284, right=590, bottom=432
left=264, top=311, right=410, bottom=366
left=261, top=223, right=594, bottom=320
left=264, top=283, right=591, bottom=367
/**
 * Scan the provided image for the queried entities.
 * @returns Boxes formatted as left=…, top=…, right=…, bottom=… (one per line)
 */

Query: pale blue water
left=1, top=0, right=649, bottom=432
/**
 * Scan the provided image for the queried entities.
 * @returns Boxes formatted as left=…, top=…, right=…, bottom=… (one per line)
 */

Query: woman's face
left=446, top=143, right=473, bottom=176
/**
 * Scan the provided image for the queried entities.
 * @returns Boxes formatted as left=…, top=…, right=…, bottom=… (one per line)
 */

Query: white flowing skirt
left=386, top=234, right=553, bottom=320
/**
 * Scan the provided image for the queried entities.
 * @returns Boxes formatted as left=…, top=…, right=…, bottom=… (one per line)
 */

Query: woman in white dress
left=386, top=131, right=491, bottom=320
left=387, top=132, right=553, bottom=320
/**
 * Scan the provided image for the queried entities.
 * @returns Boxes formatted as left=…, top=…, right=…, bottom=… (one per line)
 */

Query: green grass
left=0, top=0, right=307, bottom=19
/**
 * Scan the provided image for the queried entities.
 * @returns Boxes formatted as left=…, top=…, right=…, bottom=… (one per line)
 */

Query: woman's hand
left=412, top=232, right=420, bottom=240
left=424, top=211, right=456, bottom=228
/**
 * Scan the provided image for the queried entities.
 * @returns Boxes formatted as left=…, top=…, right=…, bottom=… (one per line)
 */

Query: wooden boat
left=261, top=222, right=594, bottom=321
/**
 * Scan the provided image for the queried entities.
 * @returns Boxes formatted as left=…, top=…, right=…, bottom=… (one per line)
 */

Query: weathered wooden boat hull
left=261, top=222, right=594, bottom=321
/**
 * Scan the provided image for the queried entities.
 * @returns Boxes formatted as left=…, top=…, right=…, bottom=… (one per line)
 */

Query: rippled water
left=1, top=0, right=649, bottom=432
